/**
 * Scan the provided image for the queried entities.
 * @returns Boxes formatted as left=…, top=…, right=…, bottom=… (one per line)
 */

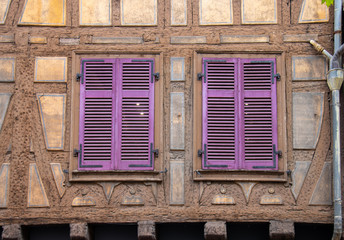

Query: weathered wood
left=70, top=223, right=90, bottom=240
left=2, top=224, right=23, bottom=240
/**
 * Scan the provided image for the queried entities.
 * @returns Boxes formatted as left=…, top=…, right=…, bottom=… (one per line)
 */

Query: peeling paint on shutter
left=118, top=59, right=155, bottom=170
left=79, top=59, right=115, bottom=170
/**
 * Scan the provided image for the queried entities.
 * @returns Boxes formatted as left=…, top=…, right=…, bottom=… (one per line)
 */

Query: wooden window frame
left=69, top=51, right=164, bottom=182
left=193, top=51, right=287, bottom=182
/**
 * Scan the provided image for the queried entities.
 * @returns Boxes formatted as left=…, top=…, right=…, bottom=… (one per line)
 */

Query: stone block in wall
left=0, top=58, right=15, bottom=82
left=0, top=34, right=14, bottom=43
left=220, top=35, right=269, bottom=43
left=60, top=38, right=80, bottom=45
left=138, top=221, right=156, bottom=240
left=91, top=36, right=143, bottom=44
left=199, top=0, right=233, bottom=25
left=241, top=0, right=277, bottom=24
left=0, top=163, right=10, bottom=208
left=171, top=0, right=187, bottom=26
left=79, top=0, right=111, bottom=26
left=121, top=0, right=157, bottom=26
left=37, top=94, right=66, bottom=150
left=28, top=163, right=49, bottom=207
left=292, top=92, right=324, bottom=149
left=19, top=0, right=66, bottom=26
left=171, top=58, right=185, bottom=81
left=0, top=93, right=12, bottom=132
left=204, top=221, right=227, bottom=240
left=170, top=161, right=184, bottom=205
left=35, top=57, right=67, bottom=82
left=269, top=220, right=295, bottom=240
left=171, top=36, right=206, bottom=44
left=0, top=0, right=11, bottom=24
left=309, top=162, right=332, bottom=205
left=283, top=34, right=318, bottom=43
left=29, top=36, right=47, bottom=44
left=2, top=224, right=23, bottom=240
left=170, top=92, right=184, bottom=149
left=299, top=0, right=329, bottom=23
left=292, top=56, right=327, bottom=81
left=70, top=223, right=90, bottom=240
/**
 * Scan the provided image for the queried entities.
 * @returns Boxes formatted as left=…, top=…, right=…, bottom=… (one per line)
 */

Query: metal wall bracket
left=197, top=73, right=204, bottom=81
left=153, top=72, right=160, bottom=81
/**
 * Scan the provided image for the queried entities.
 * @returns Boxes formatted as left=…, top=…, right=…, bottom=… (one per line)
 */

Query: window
left=193, top=53, right=286, bottom=182
left=70, top=52, right=163, bottom=181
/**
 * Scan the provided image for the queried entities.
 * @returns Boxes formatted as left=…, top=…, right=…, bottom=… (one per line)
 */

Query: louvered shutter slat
left=202, top=59, right=237, bottom=169
left=79, top=60, right=115, bottom=170
left=242, top=59, right=278, bottom=170
left=118, top=59, right=154, bottom=170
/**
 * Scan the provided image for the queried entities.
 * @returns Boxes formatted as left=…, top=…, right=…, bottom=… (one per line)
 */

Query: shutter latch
left=73, top=144, right=82, bottom=157
left=76, top=73, right=83, bottom=84
left=151, top=148, right=159, bottom=158
left=197, top=73, right=204, bottom=80
left=198, top=149, right=205, bottom=157
left=153, top=72, right=160, bottom=81
left=273, top=146, right=282, bottom=157
left=273, top=73, right=281, bottom=82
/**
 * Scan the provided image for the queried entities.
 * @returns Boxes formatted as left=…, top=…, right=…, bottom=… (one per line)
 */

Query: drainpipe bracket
left=327, top=69, right=344, bottom=91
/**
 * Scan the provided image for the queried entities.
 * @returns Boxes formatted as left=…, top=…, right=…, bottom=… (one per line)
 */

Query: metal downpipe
left=331, top=0, right=342, bottom=239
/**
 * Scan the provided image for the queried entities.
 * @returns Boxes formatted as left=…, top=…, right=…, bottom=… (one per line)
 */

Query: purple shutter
left=202, top=58, right=238, bottom=169
left=117, top=59, right=155, bottom=170
left=78, top=59, right=116, bottom=170
left=240, top=58, right=278, bottom=170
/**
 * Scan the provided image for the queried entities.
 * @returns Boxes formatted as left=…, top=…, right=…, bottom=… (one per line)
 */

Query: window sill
left=70, top=170, right=164, bottom=182
left=193, top=169, right=287, bottom=182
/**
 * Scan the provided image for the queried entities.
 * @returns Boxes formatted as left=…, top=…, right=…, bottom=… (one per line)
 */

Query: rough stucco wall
left=0, top=0, right=336, bottom=225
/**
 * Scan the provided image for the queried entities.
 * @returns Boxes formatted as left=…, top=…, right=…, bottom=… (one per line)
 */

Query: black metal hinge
left=129, top=143, right=157, bottom=168
left=199, top=144, right=228, bottom=168
left=253, top=144, right=281, bottom=169
left=75, top=144, right=103, bottom=169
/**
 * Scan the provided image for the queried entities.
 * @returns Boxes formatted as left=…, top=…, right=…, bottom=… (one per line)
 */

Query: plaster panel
left=0, top=93, right=11, bottom=132
left=292, top=92, right=324, bottom=149
left=170, top=93, right=185, bottom=150
left=211, top=195, right=235, bottom=205
left=35, top=57, right=67, bottom=82
left=171, top=0, right=187, bottom=25
left=291, top=161, right=311, bottom=200
left=221, top=35, right=269, bottom=43
left=50, top=163, right=66, bottom=198
left=72, top=196, right=96, bottom=206
left=121, top=0, right=157, bottom=25
left=28, top=163, right=49, bottom=207
left=80, top=0, right=111, bottom=26
left=0, top=163, right=9, bottom=208
left=0, top=58, right=15, bottom=82
left=37, top=94, right=66, bottom=150
left=170, top=161, right=184, bottom=205
left=242, top=0, right=277, bottom=24
left=0, top=34, right=14, bottom=43
left=19, top=0, right=66, bottom=26
left=0, top=0, right=11, bottom=24
left=199, top=0, right=232, bottom=25
left=309, top=162, right=332, bottom=205
left=292, top=56, right=327, bottom=81
left=29, top=36, right=47, bottom=44
left=171, top=57, right=185, bottom=81
left=299, top=0, right=329, bottom=23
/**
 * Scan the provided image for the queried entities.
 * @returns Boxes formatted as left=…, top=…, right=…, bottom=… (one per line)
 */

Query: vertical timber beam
left=70, top=223, right=90, bottom=240
left=2, top=224, right=23, bottom=240
left=204, top=221, right=227, bottom=240
left=269, top=220, right=295, bottom=240
left=138, top=221, right=156, bottom=240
